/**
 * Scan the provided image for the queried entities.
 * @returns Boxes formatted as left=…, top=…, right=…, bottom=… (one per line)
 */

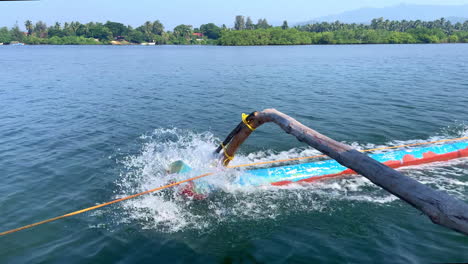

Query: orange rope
left=1, top=136, right=467, bottom=236
left=0, top=172, right=213, bottom=236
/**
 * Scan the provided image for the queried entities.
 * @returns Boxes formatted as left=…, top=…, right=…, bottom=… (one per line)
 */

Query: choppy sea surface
left=1, top=44, right=467, bottom=263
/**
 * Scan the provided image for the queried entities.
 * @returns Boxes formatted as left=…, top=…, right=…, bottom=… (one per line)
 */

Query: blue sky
left=1, top=0, right=467, bottom=29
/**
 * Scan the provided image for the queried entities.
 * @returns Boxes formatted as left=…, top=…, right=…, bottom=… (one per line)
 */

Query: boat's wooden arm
left=220, top=108, right=468, bottom=235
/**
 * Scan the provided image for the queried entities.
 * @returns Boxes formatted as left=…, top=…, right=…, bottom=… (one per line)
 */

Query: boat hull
left=238, top=141, right=468, bottom=186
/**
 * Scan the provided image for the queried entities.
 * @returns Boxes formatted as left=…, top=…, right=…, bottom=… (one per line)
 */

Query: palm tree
left=70, top=22, right=81, bottom=35
left=25, top=20, right=33, bottom=36
left=152, top=20, right=164, bottom=35
left=173, top=24, right=193, bottom=39
left=143, top=21, right=152, bottom=35
left=34, top=21, right=47, bottom=38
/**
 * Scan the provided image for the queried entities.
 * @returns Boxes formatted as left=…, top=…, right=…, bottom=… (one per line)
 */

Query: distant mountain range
left=297, top=4, right=468, bottom=25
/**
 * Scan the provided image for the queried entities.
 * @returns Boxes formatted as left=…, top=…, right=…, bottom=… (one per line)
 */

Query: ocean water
left=0, top=44, right=467, bottom=263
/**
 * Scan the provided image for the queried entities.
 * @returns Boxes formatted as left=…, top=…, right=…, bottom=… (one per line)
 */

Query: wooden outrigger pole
left=216, top=109, right=468, bottom=235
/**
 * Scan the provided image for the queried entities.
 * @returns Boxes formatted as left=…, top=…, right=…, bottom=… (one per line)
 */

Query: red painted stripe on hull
left=402, top=151, right=460, bottom=166
left=460, top=147, right=468, bottom=157
left=383, top=160, right=402, bottom=168
left=341, top=168, right=356, bottom=174
left=271, top=181, right=293, bottom=186
left=298, top=173, right=345, bottom=183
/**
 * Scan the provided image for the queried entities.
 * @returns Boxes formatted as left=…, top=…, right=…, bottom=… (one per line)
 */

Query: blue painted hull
left=237, top=141, right=468, bottom=186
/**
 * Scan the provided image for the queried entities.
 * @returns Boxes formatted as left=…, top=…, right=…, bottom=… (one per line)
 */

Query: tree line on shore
left=1, top=16, right=468, bottom=45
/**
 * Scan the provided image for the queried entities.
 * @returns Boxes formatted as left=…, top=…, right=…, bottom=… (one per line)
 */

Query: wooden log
left=220, top=109, right=468, bottom=235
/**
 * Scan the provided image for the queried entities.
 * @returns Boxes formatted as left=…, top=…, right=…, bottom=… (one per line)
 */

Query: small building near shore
left=192, top=32, right=204, bottom=41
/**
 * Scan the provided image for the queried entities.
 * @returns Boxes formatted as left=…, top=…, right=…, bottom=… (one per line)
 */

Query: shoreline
left=2, top=42, right=467, bottom=47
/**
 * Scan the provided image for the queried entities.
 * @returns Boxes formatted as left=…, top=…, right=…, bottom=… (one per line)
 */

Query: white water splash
left=113, top=126, right=468, bottom=233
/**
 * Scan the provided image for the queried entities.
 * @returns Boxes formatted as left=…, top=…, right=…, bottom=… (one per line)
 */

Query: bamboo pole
left=220, top=109, right=468, bottom=235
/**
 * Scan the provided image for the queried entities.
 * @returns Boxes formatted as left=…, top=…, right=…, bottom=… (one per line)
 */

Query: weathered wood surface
left=221, top=108, right=468, bottom=235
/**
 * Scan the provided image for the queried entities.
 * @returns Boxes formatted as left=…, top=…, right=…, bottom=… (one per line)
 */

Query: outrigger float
left=171, top=109, right=468, bottom=235
left=173, top=112, right=468, bottom=194
left=174, top=140, right=468, bottom=198
left=239, top=141, right=468, bottom=186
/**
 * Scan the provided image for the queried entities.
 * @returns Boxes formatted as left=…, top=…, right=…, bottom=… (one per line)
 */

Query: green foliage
left=104, top=21, right=127, bottom=37
left=454, top=31, right=468, bottom=43
left=10, top=24, right=24, bottom=42
left=0, top=27, right=11, bottom=43
left=317, top=32, right=336, bottom=44
left=448, top=34, right=459, bottom=43
left=127, top=30, right=145, bottom=43
left=2, top=17, right=468, bottom=46
left=173, top=24, right=193, bottom=39
left=152, top=20, right=164, bottom=35
left=23, top=35, right=100, bottom=45
left=153, top=34, right=167, bottom=44
left=219, top=29, right=313, bottom=45
left=219, top=29, right=270, bottom=45
left=23, top=35, right=48, bottom=44
left=269, top=28, right=311, bottom=45
left=171, top=36, right=190, bottom=45
left=88, top=23, right=113, bottom=40
left=48, top=23, right=66, bottom=38
left=407, top=28, right=447, bottom=43
left=134, top=20, right=165, bottom=42
left=200, top=23, right=221, bottom=39
left=34, top=21, right=48, bottom=38
left=218, top=27, right=462, bottom=46
left=25, top=20, right=33, bottom=36
left=387, top=31, right=417, bottom=44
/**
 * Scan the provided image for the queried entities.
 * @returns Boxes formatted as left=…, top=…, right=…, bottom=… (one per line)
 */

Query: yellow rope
left=242, top=113, right=255, bottom=131
left=1, top=136, right=467, bottom=237
left=221, top=143, right=234, bottom=160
